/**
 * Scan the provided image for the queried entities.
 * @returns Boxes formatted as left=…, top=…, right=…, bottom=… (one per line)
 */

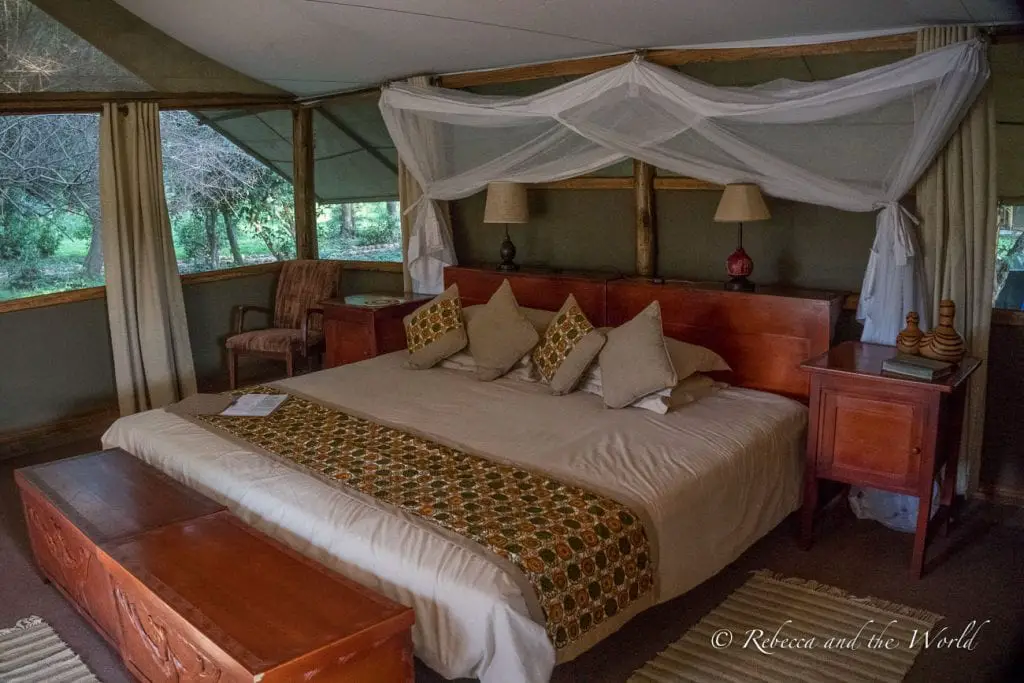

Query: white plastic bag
left=848, top=483, right=939, bottom=533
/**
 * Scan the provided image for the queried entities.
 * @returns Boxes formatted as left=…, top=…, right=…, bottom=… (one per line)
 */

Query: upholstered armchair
left=225, top=260, right=343, bottom=389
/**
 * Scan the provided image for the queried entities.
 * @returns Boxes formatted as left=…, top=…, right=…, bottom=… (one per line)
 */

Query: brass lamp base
left=497, top=226, right=519, bottom=272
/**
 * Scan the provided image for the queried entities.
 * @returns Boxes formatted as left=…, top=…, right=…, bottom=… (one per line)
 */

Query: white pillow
left=440, top=350, right=539, bottom=383
left=579, top=367, right=725, bottom=414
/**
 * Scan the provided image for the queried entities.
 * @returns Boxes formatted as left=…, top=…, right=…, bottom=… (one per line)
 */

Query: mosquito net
left=381, top=39, right=988, bottom=341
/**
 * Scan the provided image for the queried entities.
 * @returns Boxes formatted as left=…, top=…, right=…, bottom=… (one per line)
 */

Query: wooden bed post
left=292, top=107, right=318, bottom=260
left=634, top=160, right=656, bottom=277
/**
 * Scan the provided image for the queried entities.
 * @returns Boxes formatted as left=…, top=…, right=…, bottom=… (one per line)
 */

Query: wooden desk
left=17, top=449, right=416, bottom=683
left=322, top=293, right=430, bottom=368
left=800, top=342, right=980, bottom=578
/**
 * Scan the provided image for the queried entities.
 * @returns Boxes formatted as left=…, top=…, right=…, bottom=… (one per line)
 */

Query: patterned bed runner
left=191, top=387, right=654, bottom=655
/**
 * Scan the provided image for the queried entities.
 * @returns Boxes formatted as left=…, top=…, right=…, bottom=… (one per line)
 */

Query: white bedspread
left=102, top=352, right=806, bottom=683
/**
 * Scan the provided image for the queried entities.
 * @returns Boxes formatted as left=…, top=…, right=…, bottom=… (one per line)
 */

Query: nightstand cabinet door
left=324, top=318, right=374, bottom=367
left=814, top=377, right=933, bottom=493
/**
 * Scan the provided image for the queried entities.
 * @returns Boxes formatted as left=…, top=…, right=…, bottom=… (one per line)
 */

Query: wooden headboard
left=444, top=266, right=615, bottom=326
left=607, top=278, right=841, bottom=401
left=443, top=267, right=841, bottom=401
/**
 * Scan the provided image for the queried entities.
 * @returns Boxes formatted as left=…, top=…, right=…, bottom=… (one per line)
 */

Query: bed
left=102, top=268, right=840, bottom=683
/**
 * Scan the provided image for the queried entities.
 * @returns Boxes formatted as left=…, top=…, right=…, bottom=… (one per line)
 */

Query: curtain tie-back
left=402, top=194, right=426, bottom=217
left=874, top=201, right=920, bottom=266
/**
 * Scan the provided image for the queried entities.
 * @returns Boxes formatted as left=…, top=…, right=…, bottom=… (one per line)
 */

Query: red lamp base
left=725, top=245, right=755, bottom=291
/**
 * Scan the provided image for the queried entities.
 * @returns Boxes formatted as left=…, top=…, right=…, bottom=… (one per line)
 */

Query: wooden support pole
left=292, top=107, right=318, bottom=260
left=634, top=160, right=656, bottom=277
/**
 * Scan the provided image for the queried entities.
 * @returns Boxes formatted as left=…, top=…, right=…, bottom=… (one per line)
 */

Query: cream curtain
left=915, top=26, right=998, bottom=493
left=100, top=102, right=197, bottom=415
left=398, top=75, right=455, bottom=294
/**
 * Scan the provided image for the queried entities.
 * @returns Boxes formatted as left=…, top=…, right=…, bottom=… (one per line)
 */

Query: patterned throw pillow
left=403, top=284, right=468, bottom=369
left=531, top=295, right=606, bottom=395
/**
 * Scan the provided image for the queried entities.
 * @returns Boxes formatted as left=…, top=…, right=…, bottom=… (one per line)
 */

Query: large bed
left=102, top=269, right=840, bottom=683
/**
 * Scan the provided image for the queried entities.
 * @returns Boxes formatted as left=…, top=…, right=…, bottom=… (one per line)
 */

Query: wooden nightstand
left=321, top=293, right=431, bottom=368
left=800, top=341, right=980, bottom=578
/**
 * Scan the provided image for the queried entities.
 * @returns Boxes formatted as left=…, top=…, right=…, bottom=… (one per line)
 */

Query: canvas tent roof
left=199, top=102, right=398, bottom=203
left=107, top=0, right=1021, bottom=95
left=17, top=0, right=1023, bottom=203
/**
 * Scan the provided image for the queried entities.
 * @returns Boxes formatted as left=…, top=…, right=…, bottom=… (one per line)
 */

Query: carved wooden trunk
left=101, top=512, right=416, bottom=683
left=17, top=449, right=416, bottom=683
left=15, top=449, right=225, bottom=649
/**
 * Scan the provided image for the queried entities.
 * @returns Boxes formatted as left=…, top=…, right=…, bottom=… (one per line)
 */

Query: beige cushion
left=464, top=304, right=555, bottom=335
left=598, top=301, right=677, bottom=408
left=403, top=284, right=467, bottom=370
left=531, top=295, right=606, bottom=395
left=664, top=337, right=731, bottom=379
left=225, top=328, right=323, bottom=353
left=466, top=280, right=540, bottom=381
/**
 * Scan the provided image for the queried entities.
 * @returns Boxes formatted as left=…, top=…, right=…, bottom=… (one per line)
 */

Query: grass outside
left=2, top=235, right=403, bottom=302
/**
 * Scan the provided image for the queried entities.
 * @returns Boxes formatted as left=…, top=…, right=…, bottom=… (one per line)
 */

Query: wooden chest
left=14, top=449, right=224, bottom=648
left=17, top=449, right=416, bottom=682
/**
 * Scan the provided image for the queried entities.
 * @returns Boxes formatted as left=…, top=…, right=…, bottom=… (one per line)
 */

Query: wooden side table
left=321, top=293, right=431, bottom=368
left=800, top=341, right=980, bottom=578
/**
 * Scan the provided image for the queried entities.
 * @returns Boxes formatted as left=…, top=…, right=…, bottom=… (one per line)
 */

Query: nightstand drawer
left=816, top=386, right=925, bottom=490
left=325, top=305, right=374, bottom=326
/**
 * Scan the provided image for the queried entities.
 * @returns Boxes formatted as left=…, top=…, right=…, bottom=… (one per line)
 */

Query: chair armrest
left=301, top=307, right=325, bottom=350
left=233, top=305, right=273, bottom=335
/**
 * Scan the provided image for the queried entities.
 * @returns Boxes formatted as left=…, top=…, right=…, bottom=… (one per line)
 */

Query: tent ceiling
left=111, top=0, right=1022, bottom=95
left=200, top=101, right=398, bottom=203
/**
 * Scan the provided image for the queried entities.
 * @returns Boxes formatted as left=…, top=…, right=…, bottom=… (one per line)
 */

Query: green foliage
left=172, top=212, right=216, bottom=263
left=317, top=201, right=401, bottom=262
left=351, top=202, right=399, bottom=246
left=0, top=213, right=62, bottom=261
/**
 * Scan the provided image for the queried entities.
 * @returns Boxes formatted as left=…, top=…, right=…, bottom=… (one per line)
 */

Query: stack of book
left=881, top=354, right=954, bottom=380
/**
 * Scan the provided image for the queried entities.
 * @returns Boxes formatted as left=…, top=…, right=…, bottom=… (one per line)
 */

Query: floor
left=2, top=441, right=1022, bottom=683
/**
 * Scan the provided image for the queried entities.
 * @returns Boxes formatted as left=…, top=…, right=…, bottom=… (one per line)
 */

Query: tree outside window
left=160, top=110, right=296, bottom=274
left=995, top=201, right=1024, bottom=310
left=317, top=201, right=401, bottom=262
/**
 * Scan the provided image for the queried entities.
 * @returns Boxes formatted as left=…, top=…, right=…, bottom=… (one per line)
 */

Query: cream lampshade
left=483, top=182, right=529, bottom=272
left=714, top=183, right=770, bottom=291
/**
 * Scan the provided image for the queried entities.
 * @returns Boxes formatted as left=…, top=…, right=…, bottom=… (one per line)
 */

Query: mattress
left=102, top=351, right=806, bottom=683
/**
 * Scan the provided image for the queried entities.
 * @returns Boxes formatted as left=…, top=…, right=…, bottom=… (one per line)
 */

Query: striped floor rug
left=0, top=616, right=101, bottom=683
left=629, top=570, right=943, bottom=683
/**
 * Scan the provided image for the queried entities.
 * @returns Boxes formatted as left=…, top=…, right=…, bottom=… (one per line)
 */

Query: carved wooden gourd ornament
left=896, top=312, right=923, bottom=355
left=918, top=299, right=966, bottom=363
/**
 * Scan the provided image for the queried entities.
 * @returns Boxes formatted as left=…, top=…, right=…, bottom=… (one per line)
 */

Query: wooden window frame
left=0, top=259, right=402, bottom=315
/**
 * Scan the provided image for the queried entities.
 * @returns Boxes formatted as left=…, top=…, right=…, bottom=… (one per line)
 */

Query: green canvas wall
left=452, top=189, right=877, bottom=292
left=0, top=267, right=404, bottom=433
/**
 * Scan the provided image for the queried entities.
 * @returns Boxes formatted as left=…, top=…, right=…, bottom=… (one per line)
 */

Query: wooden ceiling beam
left=532, top=177, right=633, bottom=190
left=0, top=91, right=295, bottom=115
left=438, top=33, right=916, bottom=89
left=654, top=177, right=722, bottom=191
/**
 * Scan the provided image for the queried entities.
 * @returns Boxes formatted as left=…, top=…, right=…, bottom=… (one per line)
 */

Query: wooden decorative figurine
left=919, top=299, right=966, bottom=363
left=896, top=312, right=923, bottom=355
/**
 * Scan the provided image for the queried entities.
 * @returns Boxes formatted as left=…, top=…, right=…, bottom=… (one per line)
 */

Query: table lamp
left=714, top=183, right=770, bottom=292
left=483, top=181, right=529, bottom=272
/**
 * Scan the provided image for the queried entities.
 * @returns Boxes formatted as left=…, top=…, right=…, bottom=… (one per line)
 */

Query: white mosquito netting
left=380, top=39, right=988, bottom=342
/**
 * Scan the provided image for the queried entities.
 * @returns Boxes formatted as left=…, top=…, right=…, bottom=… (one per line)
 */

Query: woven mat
left=629, top=570, right=943, bottom=683
left=0, top=616, right=101, bottom=683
